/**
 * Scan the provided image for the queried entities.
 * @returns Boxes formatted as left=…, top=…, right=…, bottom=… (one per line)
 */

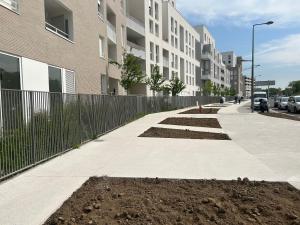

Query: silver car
left=278, top=97, right=289, bottom=110
left=287, top=96, right=300, bottom=113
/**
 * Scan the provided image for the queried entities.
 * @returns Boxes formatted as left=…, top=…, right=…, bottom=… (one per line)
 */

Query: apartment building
left=0, top=0, right=126, bottom=95
left=195, top=25, right=231, bottom=94
left=126, top=0, right=200, bottom=96
left=243, top=76, right=254, bottom=98
left=222, top=52, right=244, bottom=96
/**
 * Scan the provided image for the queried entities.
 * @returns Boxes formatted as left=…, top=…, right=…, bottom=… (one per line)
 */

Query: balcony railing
left=127, top=41, right=145, bottom=60
left=45, top=22, right=70, bottom=40
left=127, top=15, right=145, bottom=36
left=107, top=21, right=117, bottom=44
left=0, top=0, right=18, bottom=12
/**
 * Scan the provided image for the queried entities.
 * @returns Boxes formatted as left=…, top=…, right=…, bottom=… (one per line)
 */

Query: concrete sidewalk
left=0, top=103, right=296, bottom=225
left=219, top=101, right=300, bottom=189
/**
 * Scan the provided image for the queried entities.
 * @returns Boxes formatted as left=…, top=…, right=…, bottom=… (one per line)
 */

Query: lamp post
left=251, top=21, right=274, bottom=112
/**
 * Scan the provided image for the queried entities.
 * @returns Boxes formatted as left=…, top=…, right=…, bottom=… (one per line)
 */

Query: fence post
left=91, top=95, right=96, bottom=138
left=78, top=94, right=82, bottom=144
left=60, top=93, right=64, bottom=153
left=29, top=91, right=36, bottom=165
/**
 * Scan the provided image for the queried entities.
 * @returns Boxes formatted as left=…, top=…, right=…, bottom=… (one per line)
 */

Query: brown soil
left=139, top=127, right=230, bottom=140
left=159, top=117, right=222, bottom=128
left=44, top=177, right=300, bottom=225
left=261, top=112, right=300, bottom=121
left=180, top=108, right=220, bottom=114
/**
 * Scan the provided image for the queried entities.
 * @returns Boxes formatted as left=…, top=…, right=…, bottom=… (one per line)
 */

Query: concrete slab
left=0, top=102, right=298, bottom=225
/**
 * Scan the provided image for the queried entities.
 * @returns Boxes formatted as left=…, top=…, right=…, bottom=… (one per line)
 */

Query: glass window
left=48, top=66, right=62, bottom=92
left=0, top=0, right=19, bottom=12
left=99, top=36, right=105, bottom=57
left=0, top=52, right=20, bottom=90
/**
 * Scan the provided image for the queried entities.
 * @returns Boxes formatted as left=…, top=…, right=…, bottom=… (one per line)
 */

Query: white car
left=287, top=96, right=300, bottom=113
left=278, top=97, right=289, bottom=110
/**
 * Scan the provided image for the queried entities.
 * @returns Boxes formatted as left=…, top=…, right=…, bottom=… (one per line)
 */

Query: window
left=171, top=53, right=174, bottom=68
left=186, top=61, right=188, bottom=73
left=175, top=55, right=178, bottom=69
left=171, top=35, right=174, bottom=47
left=155, top=23, right=159, bottom=37
left=48, top=66, right=62, bottom=92
left=175, top=38, right=178, bottom=49
left=98, top=0, right=104, bottom=19
left=154, top=2, right=159, bottom=20
left=155, top=45, right=159, bottom=63
left=149, top=20, right=154, bottom=33
left=0, top=52, right=20, bottom=90
left=121, top=25, right=125, bottom=47
left=174, top=21, right=177, bottom=35
left=99, top=36, right=105, bottom=58
left=171, top=17, right=174, bottom=32
left=64, top=70, right=76, bottom=94
left=44, top=0, right=74, bottom=41
left=150, top=42, right=154, bottom=60
left=0, top=0, right=19, bottom=12
left=101, top=74, right=107, bottom=94
left=149, top=0, right=153, bottom=16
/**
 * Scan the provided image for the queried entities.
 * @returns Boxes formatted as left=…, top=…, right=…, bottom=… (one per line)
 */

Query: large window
left=0, top=0, right=19, bottom=13
left=0, top=52, right=20, bottom=90
left=99, top=36, right=105, bottom=58
left=48, top=66, right=62, bottom=92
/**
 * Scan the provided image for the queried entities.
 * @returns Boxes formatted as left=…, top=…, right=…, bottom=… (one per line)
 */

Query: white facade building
left=195, top=25, right=231, bottom=94
left=126, top=0, right=200, bottom=96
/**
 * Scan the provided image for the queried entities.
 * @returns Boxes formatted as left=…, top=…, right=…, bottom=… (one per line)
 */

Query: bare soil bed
left=180, top=108, right=220, bottom=114
left=139, top=127, right=230, bottom=140
left=44, top=177, right=300, bottom=225
left=159, top=117, right=222, bottom=128
left=261, top=112, right=300, bottom=121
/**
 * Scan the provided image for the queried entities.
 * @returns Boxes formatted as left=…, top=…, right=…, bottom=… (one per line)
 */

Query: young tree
left=289, top=80, right=300, bottom=95
left=212, top=84, right=219, bottom=96
left=203, top=80, right=213, bottom=96
left=146, top=65, right=166, bottom=96
left=109, top=52, right=145, bottom=94
left=164, top=76, right=186, bottom=96
left=224, top=87, right=230, bottom=96
left=230, top=87, right=237, bottom=96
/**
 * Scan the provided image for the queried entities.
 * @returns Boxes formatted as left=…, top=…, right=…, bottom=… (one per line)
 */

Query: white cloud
left=176, top=0, right=300, bottom=27
left=256, top=34, right=300, bottom=66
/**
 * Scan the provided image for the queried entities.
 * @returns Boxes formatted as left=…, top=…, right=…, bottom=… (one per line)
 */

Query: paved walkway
left=0, top=102, right=299, bottom=225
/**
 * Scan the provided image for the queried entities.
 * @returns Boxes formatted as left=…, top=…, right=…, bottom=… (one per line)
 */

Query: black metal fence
left=0, top=89, right=221, bottom=180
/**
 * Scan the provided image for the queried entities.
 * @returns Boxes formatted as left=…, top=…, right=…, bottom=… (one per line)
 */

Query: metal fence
left=0, top=89, right=221, bottom=180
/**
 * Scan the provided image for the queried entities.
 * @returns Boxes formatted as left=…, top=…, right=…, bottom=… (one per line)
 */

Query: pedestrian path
left=0, top=102, right=294, bottom=225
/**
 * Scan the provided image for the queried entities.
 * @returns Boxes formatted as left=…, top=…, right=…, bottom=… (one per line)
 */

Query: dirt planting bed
left=260, top=112, right=300, bottom=121
left=44, top=177, right=300, bottom=225
left=139, top=127, right=230, bottom=140
left=159, top=117, right=222, bottom=128
left=180, top=108, right=220, bottom=114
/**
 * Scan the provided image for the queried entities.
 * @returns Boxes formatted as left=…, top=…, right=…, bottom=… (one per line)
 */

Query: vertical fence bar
left=29, top=91, right=36, bottom=165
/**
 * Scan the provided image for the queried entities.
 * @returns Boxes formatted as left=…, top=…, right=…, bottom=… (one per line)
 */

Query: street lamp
left=251, top=21, right=274, bottom=112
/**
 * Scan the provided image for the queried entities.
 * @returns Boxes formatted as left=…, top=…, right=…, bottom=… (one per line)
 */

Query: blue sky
left=176, top=0, right=300, bottom=88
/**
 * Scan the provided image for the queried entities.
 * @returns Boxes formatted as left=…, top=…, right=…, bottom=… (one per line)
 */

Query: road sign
left=256, top=80, right=275, bottom=86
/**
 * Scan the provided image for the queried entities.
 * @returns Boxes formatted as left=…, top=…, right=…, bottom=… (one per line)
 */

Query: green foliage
left=203, top=80, right=213, bottom=96
left=164, top=76, right=186, bottom=96
left=109, top=52, right=145, bottom=94
left=224, top=87, right=230, bottom=96
left=146, top=65, right=166, bottom=96
left=230, top=87, right=237, bottom=96
left=288, top=80, right=300, bottom=95
left=212, top=84, right=221, bottom=96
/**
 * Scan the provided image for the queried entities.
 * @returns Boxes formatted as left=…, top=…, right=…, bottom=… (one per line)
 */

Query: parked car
left=278, top=97, right=289, bottom=110
left=274, top=96, right=282, bottom=108
left=287, top=96, right=300, bottom=113
left=254, top=97, right=268, bottom=110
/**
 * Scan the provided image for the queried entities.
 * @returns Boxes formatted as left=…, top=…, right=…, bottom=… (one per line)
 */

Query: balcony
left=44, top=0, right=73, bottom=41
left=127, top=15, right=145, bottom=36
left=0, top=0, right=18, bottom=12
left=107, top=21, right=117, bottom=44
left=127, top=41, right=145, bottom=60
